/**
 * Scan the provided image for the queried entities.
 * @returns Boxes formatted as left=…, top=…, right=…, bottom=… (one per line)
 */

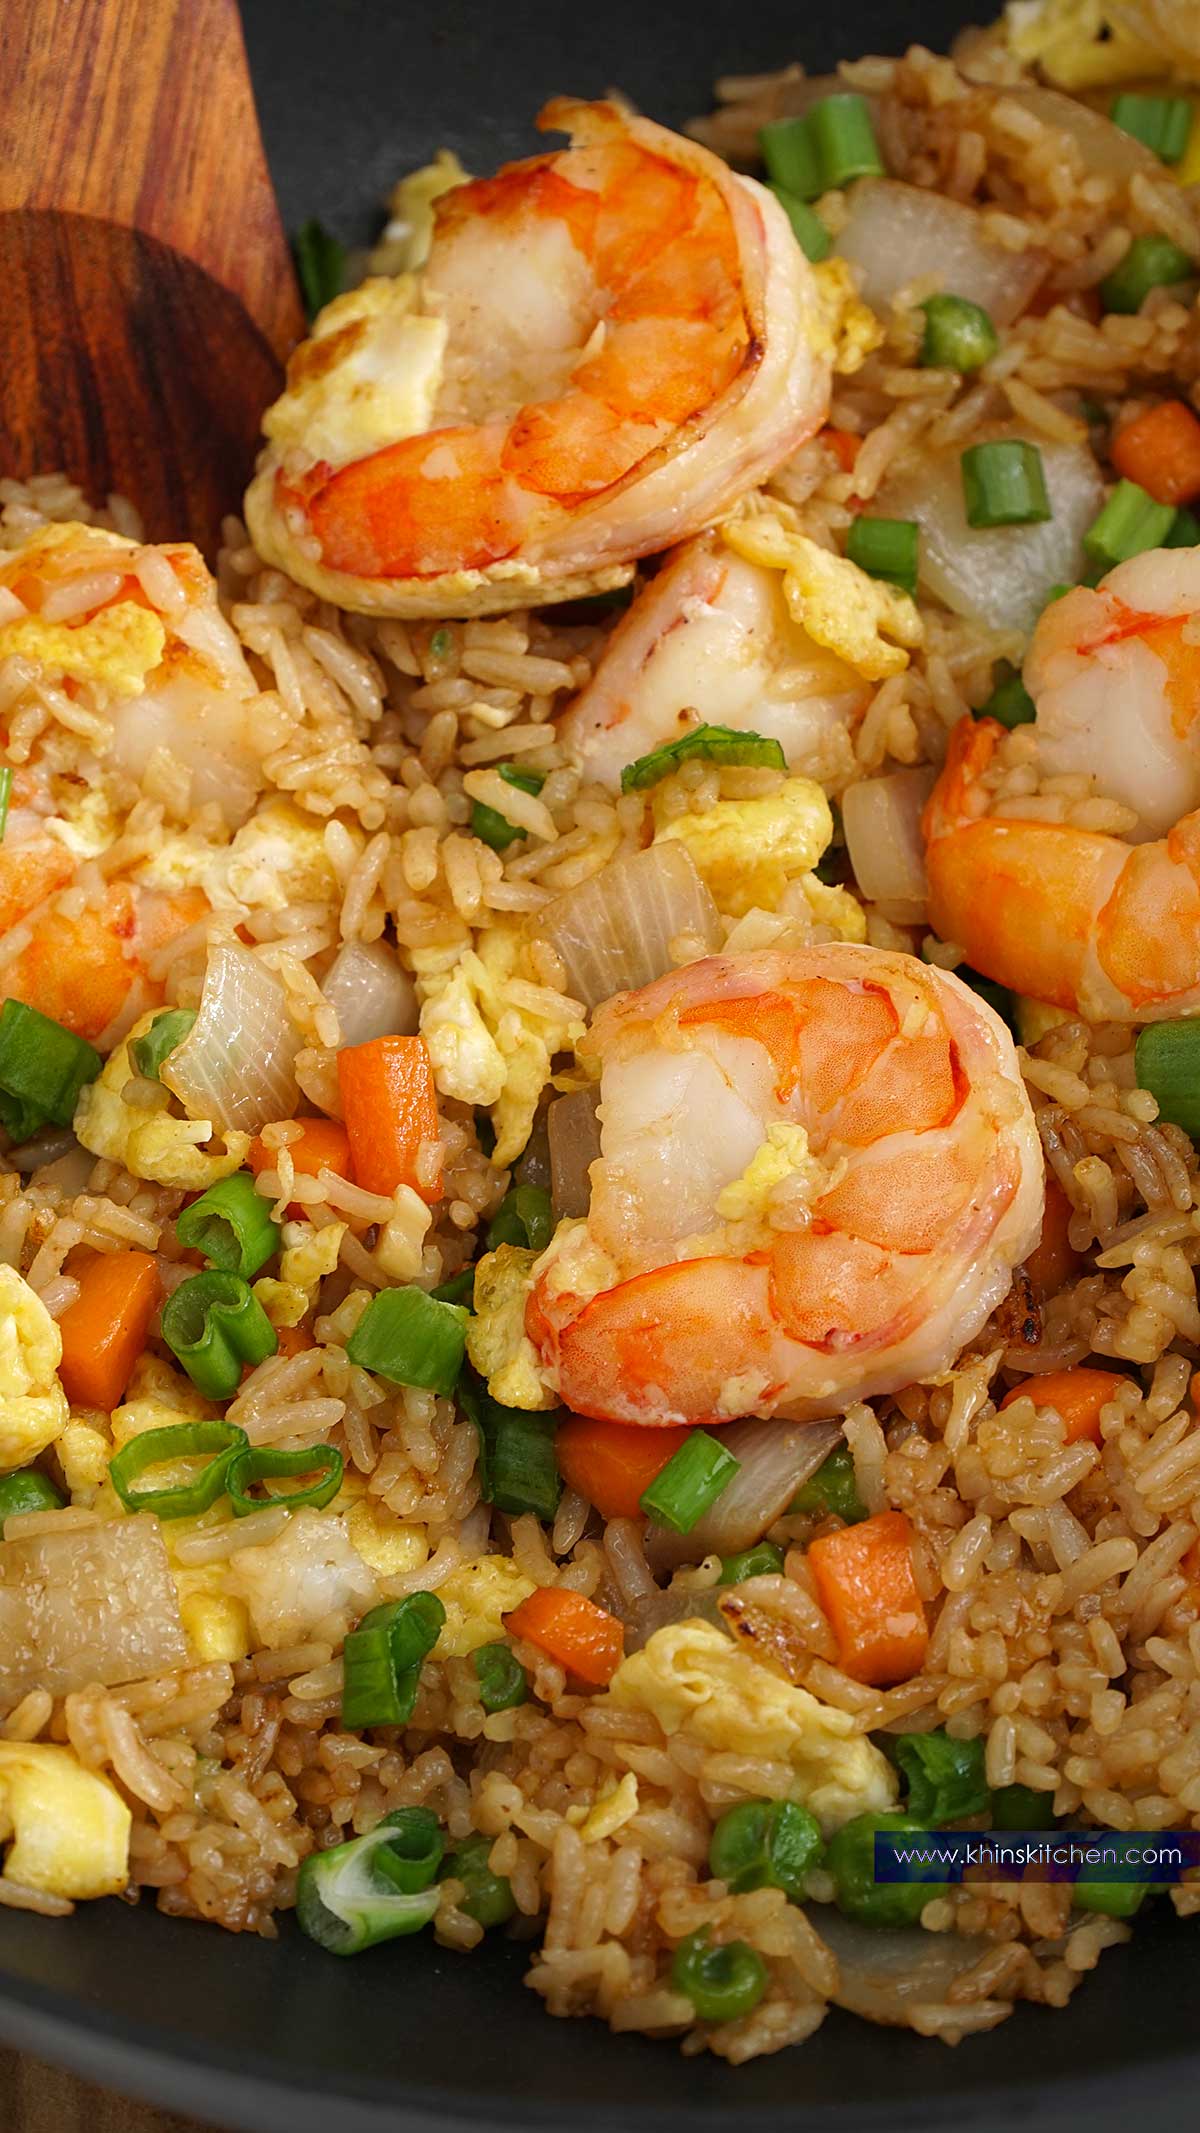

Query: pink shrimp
left=526, top=945, right=1042, bottom=1426
left=246, top=100, right=830, bottom=618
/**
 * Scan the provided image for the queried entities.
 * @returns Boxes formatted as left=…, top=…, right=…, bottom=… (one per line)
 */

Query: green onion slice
left=293, top=219, right=347, bottom=321
left=1134, top=1020, right=1200, bottom=1140
left=960, top=440, right=1052, bottom=529
left=295, top=1811, right=442, bottom=1955
left=0, top=766, right=11, bottom=844
left=639, top=1429, right=740, bottom=1535
left=979, top=660, right=1035, bottom=729
left=486, top=1182, right=554, bottom=1253
left=807, top=93, right=884, bottom=188
left=1083, top=480, right=1177, bottom=572
left=175, top=1171, right=282, bottom=1280
left=768, top=184, right=831, bottom=261
left=108, top=1418, right=249, bottom=1519
left=718, top=1541, right=784, bottom=1585
left=226, top=1441, right=343, bottom=1517
left=439, top=1832, right=516, bottom=1928
left=130, top=1008, right=197, bottom=1084
left=160, top=1272, right=278, bottom=1401
left=991, top=1782, right=1056, bottom=1831
left=0, top=999, right=102, bottom=1144
left=457, top=1371, right=562, bottom=1521
left=0, top=1467, right=64, bottom=1522
left=620, top=722, right=786, bottom=795
left=1100, top=231, right=1194, bottom=316
left=341, top=1592, right=446, bottom=1730
left=1166, top=505, right=1200, bottom=550
left=789, top=1441, right=866, bottom=1523
left=845, top=516, right=919, bottom=598
left=1110, top=93, right=1193, bottom=164
left=472, top=1640, right=528, bottom=1713
left=759, top=116, right=821, bottom=200
left=346, top=1285, right=468, bottom=1395
left=470, top=765, right=546, bottom=852
left=430, top=1264, right=475, bottom=1307
left=918, top=293, right=998, bottom=373
left=889, top=1728, right=990, bottom=1825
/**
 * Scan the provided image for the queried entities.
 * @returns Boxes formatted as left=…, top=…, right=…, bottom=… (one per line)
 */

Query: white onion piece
left=875, top=429, right=1106, bottom=636
left=620, top=1583, right=728, bottom=1653
left=812, top=1909, right=993, bottom=2028
left=842, top=768, right=935, bottom=922
left=646, top=1418, right=843, bottom=1570
left=834, top=179, right=1045, bottom=324
left=548, top=1089, right=602, bottom=1218
left=994, top=86, right=1162, bottom=183
left=321, top=939, right=418, bottom=1047
left=163, top=943, right=301, bottom=1134
left=0, top=1517, right=188, bottom=1702
left=535, top=843, right=722, bottom=1012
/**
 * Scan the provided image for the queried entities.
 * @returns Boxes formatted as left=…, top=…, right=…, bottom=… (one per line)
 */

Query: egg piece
left=1004, top=0, right=1172, bottom=86
left=419, top=923, right=583, bottom=1166
left=654, top=776, right=836, bottom=919
left=263, top=275, right=448, bottom=470
left=225, top=1507, right=378, bottom=1648
left=374, top=150, right=471, bottom=275
left=811, top=258, right=885, bottom=375
left=569, top=1771, right=640, bottom=1843
left=214, top=799, right=340, bottom=916
left=74, top=1012, right=250, bottom=1189
left=346, top=1500, right=430, bottom=1578
left=433, top=1554, right=536, bottom=1659
left=609, top=1619, right=897, bottom=1833
left=0, top=1265, right=68, bottom=1471
left=466, top=1245, right=556, bottom=1411
left=725, top=514, right=924, bottom=682
left=0, top=1742, right=131, bottom=1900
left=179, top=1588, right=252, bottom=1664
left=280, top=1219, right=346, bottom=1302
left=0, top=604, right=165, bottom=696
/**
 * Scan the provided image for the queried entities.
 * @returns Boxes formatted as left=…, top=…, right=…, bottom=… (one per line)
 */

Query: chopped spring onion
left=718, top=1541, right=784, bottom=1585
left=671, top=1927, right=767, bottom=2023
left=160, top=1272, right=278, bottom=1401
left=889, top=1729, right=990, bottom=1825
left=225, top=1441, right=344, bottom=1517
left=293, top=218, right=347, bottom=320
left=175, top=1171, right=281, bottom=1280
left=768, top=184, right=831, bottom=261
left=1166, top=505, right=1200, bottom=549
left=845, top=516, right=920, bottom=598
left=759, top=116, right=820, bottom=200
left=1043, top=581, right=1073, bottom=606
left=1073, top=1878, right=1153, bottom=1918
left=341, top=1592, right=446, bottom=1730
left=108, top=1418, right=249, bottom=1519
left=1100, top=232, right=1194, bottom=315
left=1109, top=94, right=1193, bottom=165
left=472, top=1640, right=528, bottom=1713
left=0, top=1467, right=64, bottom=1522
left=0, top=765, right=11, bottom=843
left=619, top=722, right=786, bottom=795
left=918, top=293, right=998, bottom=373
left=430, top=1265, right=475, bottom=1308
left=470, top=764, right=546, bottom=853
left=0, top=999, right=101, bottom=1144
left=979, top=660, right=1035, bottom=729
left=789, top=1441, right=866, bottom=1523
left=808, top=93, right=885, bottom=189
left=295, top=1810, right=442, bottom=1955
left=457, top=1371, right=562, bottom=1521
left=439, top=1831, right=516, bottom=1928
left=130, top=1008, right=197, bottom=1084
left=639, top=1429, right=740, bottom=1536
left=1134, top=1021, right=1200, bottom=1139
left=346, top=1285, right=468, bottom=1395
left=486, top=1181, right=554, bottom=1253
left=708, top=1798, right=824, bottom=1898
left=991, top=1783, right=1056, bottom=1831
left=1083, top=480, right=1177, bottom=572
left=960, top=440, right=1051, bottom=529
left=826, top=1810, right=946, bottom=1926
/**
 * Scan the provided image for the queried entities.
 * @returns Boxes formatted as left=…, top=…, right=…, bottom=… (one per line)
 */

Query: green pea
left=670, top=1927, right=768, bottom=2023
left=825, top=1811, right=948, bottom=1927
left=992, top=1783, right=1056, bottom=1831
left=709, top=1798, right=824, bottom=1899
left=440, top=1832, right=516, bottom=1928
left=1072, top=1879, right=1152, bottom=1918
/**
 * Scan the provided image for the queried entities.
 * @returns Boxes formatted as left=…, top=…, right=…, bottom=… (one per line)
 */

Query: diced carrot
left=1024, top=1177, right=1081, bottom=1299
left=57, top=1250, right=163, bottom=1412
left=505, top=1587, right=625, bottom=1687
left=556, top=1416, right=690, bottom=1522
left=249, top=1117, right=354, bottom=1219
left=1111, top=399, right=1200, bottom=507
left=999, top=1366, right=1129, bottom=1445
left=825, top=426, right=861, bottom=473
left=337, top=1036, right=443, bottom=1203
left=807, top=1510, right=928, bottom=1687
left=275, top=1322, right=316, bottom=1359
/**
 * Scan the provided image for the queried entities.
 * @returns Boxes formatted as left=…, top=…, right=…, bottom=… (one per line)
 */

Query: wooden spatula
left=0, top=0, right=305, bottom=556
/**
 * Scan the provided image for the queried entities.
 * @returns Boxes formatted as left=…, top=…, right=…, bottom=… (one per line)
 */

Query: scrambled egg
left=419, top=922, right=584, bottom=1166
left=568, top=1771, right=640, bottom=1843
left=0, top=1265, right=68, bottom=1470
left=433, top=1553, right=536, bottom=1659
left=0, top=1742, right=130, bottom=1900
left=179, top=1586, right=252, bottom=1665
left=376, top=150, right=471, bottom=274
left=1004, top=0, right=1197, bottom=87
left=264, top=276, right=447, bottom=470
left=654, top=775, right=862, bottom=925
left=346, top=1498, right=430, bottom=1577
left=466, top=1244, right=556, bottom=1411
left=725, top=514, right=924, bottom=682
left=811, top=257, right=885, bottom=375
left=1015, top=994, right=1075, bottom=1046
left=226, top=1508, right=378, bottom=1648
left=0, top=527, right=164, bottom=697
left=609, top=1620, right=897, bottom=1833
left=215, top=799, right=338, bottom=914
left=715, top=1122, right=826, bottom=1224
left=74, top=1012, right=250, bottom=1189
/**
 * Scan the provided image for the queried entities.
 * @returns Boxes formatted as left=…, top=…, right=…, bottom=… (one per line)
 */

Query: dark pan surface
left=1, top=3, right=1197, bottom=2126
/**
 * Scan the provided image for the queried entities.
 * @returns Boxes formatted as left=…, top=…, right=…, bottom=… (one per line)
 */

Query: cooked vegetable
left=108, top=1418, right=248, bottom=1519
left=991, top=1782, right=1056, bottom=1831
left=547, top=1088, right=602, bottom=1220
left=826, top=1809, right=946, bottom=1926
left=56, top=1250, right=163, bottom=1412
left=248, top=1118, right=354, bottom=1221
left=759, top=115, right=819, bottom=197
left=833, top=180, right=1043, bottom=323
left=708, top=1797, right=824, bottom=1898
left=555, top=1415, right=689, bottom=1522
left=1073, top=1878, right=1153, bottom=1918
left=1025, top=1177, right=1080, bottom=1299
left=807, top=1510, right=928, bottom=1685
left=978, top=660, right=1036, bottom=729
left=961, top=440, right=1051, bottom=529
left=1083, top=480, right=1177, bottom=570
left=768, top=185, right=831, bottom=261
left=619, top=722, right=786, bottom=795
left=840, top=767, right=934, bottom=918
left=341, top=1592, right=446, bottom=1730
left=295, top=1811, right=442, bottom=1955
left=718, top=1542, right=785, bottom=1584
left=918, top=294, right=998, bottom=372
left=458, top=1372, right=562, bottom=1521
left=1100, top=232, right=1194, bottom=315
left=129, top=1008, right=196, bottom=1084
left=1112, top=401, right=1200, bottom=508
left=760, top=94, right=881, bottom=200
left=890, top=1729, right=989, bottom=1824
left=790, top=1441, right=867, bottom=1524
left=321, top=940, right=418, bottom=1047
left=225, top=1441, right=344, bottom=1517
left=0, top=766, right=11, bottom=843
left=845, top=517, right=919, bottom=598
left=505, top=1587, right=625, bottom=1687
left=347, top=1284, right=468, bottom=1395
left=162, top=944, right=301, bottom=1135
left=471, top=1640, right=528, bottom=1713
left=670, top=1927, right=768, bottom=2022
left=486, top=1182, right=554, bottom=1252
left=647, top=1418, right=842, bottom=1568
left=176, top=1171, right=281, bottom=1280
left=638, top=1429, right=740, bottom=1535
left=999, top=1367, right=1129, bottom=1446
left=1167, top=505, right=1200, bottom=549
left=440, top=1831, right=516, bottom=1928
left=292, top=218, right=347, bottom=319
left=0, top=1467, right=62, bottom=1521
left=0, top=1515, right=188, bottom=1704
left=470, top=764, right=546, bottom=850
left=430, top=1265, right=475, bottom=1307
left=337, top=1034, right=442, bottom=1201
left=534, top=843, right=722, bottom=1011
left=160, top=1272, right=278, bottom=1400
left=1109, top=94, right=1193, bottom=163
left=1135, top=1019, right=1200, bottom=1138
left=0, top=999, right=101, bottom=1144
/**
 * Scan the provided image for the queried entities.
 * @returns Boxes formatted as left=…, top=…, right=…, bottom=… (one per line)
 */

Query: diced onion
left=621, top=1583, right=728, bottom=1653
left=321, top=939, right=418, bottom=1048
left=163, top=944, right=301, bottom=1134
left=0, top=1517, right=188, bottom=1703
left=535, top=843, right=722, bottom=1011
left=996, top=86, right=1163, bottom=183
left=646, top=1418, right=843, bottom=1569
left=875, top=428, right=1106, bottom=635
left=842, top=768, right=935, bottom=921
left=812, top=1909, right=992, bottom=2027
left=834, top=179, right=1045, bottom=324
left=548, top=1089, right=602, bottom=1219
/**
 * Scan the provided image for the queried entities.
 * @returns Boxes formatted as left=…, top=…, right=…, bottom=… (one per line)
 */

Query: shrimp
left=526, top=945, right=1042, bottom=1426
left=245, top=100, right=830, bottom=620
left=557, top=531, right=869, bottom=792
left=923, top=546, right=1200, bottom=1021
